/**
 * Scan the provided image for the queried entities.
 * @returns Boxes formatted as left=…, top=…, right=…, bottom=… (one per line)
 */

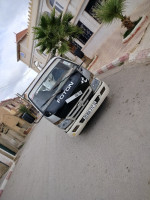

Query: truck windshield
left=29, top=58, right=77, bottom=112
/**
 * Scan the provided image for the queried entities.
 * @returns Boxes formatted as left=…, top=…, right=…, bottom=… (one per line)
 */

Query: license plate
left=66, top=91, right=82, bottom=103
left=83, top=101, right=97, bottom=120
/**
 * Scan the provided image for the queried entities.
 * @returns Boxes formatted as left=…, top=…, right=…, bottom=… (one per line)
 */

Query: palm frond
left=62, top=12, right=73, bottom=25
left=39, top=14, right=49, bottom=29
left=93, top=0, right=126, bottom=24
left=58, top=41, right=69, bottom=55
left=33, top=8, right=82, bottom=56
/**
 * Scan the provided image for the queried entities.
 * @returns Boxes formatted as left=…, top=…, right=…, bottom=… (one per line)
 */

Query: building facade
left=16, top=0, right=103, bottom=73
left=0, top=97, right=39, bottom=178
left=0, top=97, right=34, bottom=158
left=0, top=97, right=28, bottom=116
left=16, top=0, right=144, bottom=73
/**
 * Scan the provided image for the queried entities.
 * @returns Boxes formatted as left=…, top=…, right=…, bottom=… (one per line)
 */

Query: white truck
left=28, top=57, right=109, bottom=137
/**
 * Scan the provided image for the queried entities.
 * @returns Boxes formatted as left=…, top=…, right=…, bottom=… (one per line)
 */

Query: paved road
left=1, top=63, right=150, bottom=200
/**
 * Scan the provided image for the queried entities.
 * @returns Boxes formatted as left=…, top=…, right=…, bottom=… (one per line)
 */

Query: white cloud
left=0, top=0, right=28, bottom=30
left=0, top=0, right=37, bottom=101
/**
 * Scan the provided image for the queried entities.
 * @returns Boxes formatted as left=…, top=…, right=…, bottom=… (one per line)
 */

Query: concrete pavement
left=1, top=62, right=150, bottom=200
left=89, top=0, right=150, bottom=74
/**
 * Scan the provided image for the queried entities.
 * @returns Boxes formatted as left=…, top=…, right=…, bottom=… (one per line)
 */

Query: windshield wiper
left=52, top=67, right=77, bottom=91
left=41, top=90, right=62, bottom=108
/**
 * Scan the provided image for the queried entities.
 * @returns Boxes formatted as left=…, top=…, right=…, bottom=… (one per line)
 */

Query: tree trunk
left=121, top=16, right=135, bottom=30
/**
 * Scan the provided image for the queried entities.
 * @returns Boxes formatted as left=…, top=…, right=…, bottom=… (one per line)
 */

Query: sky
left=0, top=0, right=37, bottom=101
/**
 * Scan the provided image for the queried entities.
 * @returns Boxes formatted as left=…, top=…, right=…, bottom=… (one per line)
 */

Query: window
left=10, top=103, right=15, bottom=107
left=55, top=1, right=63, bottom=13
left=49, top=0, right=55, bottom=7
left=85, top=0, right=102, bottom=22
left=36, top=49, right=47, bottom=57
left=5, top=105, right=11, bottom=110
left=16, top=122, right=22, bottom=128
left=47, top=0, right=63, bottom=13
left=34, top=61, right=43, bottom=71
left=69, top=41, right=84, bottom=58
left=0, top=144, right=16, bottom=156
left=34, top=61, right=39, bottom=67
left=77, top=21, right=93, bottom=44
left=69, top=41, right=82, bottom=54
left=37, top=65, right=42, bottom=71
left=20, top=52, right=25, bottom=58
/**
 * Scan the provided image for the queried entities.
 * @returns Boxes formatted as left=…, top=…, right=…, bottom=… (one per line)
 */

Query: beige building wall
left=0, top=107, right=30, bottom=157
left=0, top=97, right=35, bottom=176
left=0, top=131, right=23, bottom=149
left=27, top=0, right=46, bottom=72
left=0, top=163, right=8, bottom=178
left=2, top=114, right=30, bottom=136
left=0, top=107, right=31, bottom=135
left=16, top=0, right=46, bottom=73
left=19, top=36, right=31, bottom=66
left=0, top=123, right=20, bottom=154
left=18, top=0, right=147, bottom=72
left=0, top=97, right=30, bottom=117
left=0, top=136, right=18, bottom=154
left=82, top=0, right=148, bottom=58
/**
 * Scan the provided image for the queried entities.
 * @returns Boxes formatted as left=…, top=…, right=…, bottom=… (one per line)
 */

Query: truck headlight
left=91, top=78, right=101, bottom=92
left=58, top=119, right=73, bottom=129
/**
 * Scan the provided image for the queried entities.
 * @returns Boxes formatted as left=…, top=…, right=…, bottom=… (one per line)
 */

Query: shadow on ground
left=80, top=97, right=112, bottom=136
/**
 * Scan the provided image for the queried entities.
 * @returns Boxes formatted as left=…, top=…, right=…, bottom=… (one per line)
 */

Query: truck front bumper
left=66, top=81, right=109, bottom=137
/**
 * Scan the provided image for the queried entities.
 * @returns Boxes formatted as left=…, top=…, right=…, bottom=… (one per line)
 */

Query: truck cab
left=28, top=57, right=109, bottom=137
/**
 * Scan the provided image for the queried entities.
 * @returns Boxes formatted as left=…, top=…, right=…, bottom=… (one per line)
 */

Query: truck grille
left=67, top=86, right=92, bottom=120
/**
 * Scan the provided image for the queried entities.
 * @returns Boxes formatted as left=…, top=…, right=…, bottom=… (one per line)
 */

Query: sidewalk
left=89, top=0, right=150, bottom=74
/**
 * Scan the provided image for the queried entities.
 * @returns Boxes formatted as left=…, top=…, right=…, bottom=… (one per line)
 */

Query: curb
left=0, top=154, right=15, bottom=197
left=94, top=48, right=150, bottom=77
left=123, top=15, right=148, bottom=44
left=88, top=55, right=98, bottom=70
left=95, top=53, right=129, bottom=75
left=129, top=48, right=150, bottom=63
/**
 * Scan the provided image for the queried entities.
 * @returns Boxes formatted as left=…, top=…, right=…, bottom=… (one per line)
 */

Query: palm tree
left=33, top=9, right=83, bottom=56
left=93, top=0, right=134, bottom=30
left=19, top=105, right=31, bottom=115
